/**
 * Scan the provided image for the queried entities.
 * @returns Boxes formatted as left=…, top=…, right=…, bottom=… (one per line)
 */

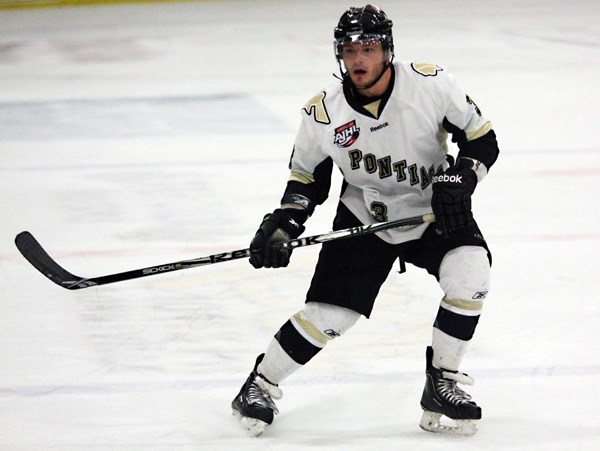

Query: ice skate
left=232, top=354, right=282, bottom=436
left=419, top=346, right=481, bottom=436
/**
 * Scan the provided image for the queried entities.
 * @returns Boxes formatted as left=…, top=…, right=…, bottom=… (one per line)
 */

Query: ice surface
left=1, top=0, right=599, bottom=449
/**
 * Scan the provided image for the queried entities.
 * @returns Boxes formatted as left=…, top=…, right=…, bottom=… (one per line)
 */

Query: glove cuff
left=281, top=193, right=315, bottom=217
left=456, top=157, right=488, bottom=183
left=272, top=208, right=306, bottom=239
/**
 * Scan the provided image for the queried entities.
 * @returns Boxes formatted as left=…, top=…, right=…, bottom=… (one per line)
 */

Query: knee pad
left=291, top=302, right=361, bottom=348
left=438, top=246, right=490, bottom=316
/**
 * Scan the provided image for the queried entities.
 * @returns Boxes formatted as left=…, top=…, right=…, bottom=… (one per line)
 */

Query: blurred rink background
left=0, top=0, right=599, bottom=449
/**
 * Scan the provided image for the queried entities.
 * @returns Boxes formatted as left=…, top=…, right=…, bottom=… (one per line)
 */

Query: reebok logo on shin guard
left=324, top=329, right=340, bottom=339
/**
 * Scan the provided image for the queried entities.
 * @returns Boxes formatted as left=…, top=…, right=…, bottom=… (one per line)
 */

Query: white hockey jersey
left=289, top=61, right=494, bottom=244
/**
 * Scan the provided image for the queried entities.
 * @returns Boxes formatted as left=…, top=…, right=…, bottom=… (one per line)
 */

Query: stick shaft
left=15, top=213, right=434, bottom=290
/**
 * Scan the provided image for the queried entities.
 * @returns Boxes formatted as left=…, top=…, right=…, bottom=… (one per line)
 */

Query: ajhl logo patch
left=334, top=120, right=360, bottom=148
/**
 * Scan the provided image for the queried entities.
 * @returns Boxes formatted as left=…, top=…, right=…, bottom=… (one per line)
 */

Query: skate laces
left=247, top=374, right=282, bottom=414
left=437, top=370, right=475, bottom=406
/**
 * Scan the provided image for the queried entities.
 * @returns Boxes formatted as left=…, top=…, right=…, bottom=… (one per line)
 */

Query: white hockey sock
left=431, top=327, right=469, bottom=371
left=258, top=339, right=303, bottom=385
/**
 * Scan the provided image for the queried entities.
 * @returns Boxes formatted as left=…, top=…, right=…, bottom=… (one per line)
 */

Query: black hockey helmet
left=333, top=4, right=394, bottom=62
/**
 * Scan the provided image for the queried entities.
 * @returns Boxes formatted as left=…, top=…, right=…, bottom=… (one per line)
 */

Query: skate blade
left=419, top=410, right=478, bottom=436
left=232, top=410, right=268, bottom=437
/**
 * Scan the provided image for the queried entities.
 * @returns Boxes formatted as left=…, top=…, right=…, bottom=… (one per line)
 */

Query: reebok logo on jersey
left=432, top=174, right=463, bottom=184
left=334, top=120, right=360, bottom=148
left=370, top=122, right=389, bottom=132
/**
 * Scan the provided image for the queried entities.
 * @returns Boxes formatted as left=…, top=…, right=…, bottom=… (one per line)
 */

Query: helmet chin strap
left=360, top=60, right=391, bottom=90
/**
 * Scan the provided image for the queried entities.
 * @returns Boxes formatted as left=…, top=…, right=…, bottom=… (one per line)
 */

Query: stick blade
left=15, top=231, right=93, bottom=290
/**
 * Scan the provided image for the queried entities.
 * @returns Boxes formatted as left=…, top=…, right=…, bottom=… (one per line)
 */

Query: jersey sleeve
left=441, top=73, right=499, bottom=171
left=280, top=92, right=334, bottom=214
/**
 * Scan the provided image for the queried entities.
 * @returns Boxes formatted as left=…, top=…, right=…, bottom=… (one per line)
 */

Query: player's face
left=340, top=41, right=387, bottom=90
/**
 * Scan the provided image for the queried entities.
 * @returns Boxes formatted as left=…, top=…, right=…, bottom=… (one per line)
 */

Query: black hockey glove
left=249, top=209, right=306, bottom=269
left=431, top=166, right=478, bottom=235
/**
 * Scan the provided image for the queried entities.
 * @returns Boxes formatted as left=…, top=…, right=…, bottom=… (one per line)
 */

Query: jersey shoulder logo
left=466, top=94, right=482, bottom=116
left=334, top=120, right=360, bottom=148
left=303, top=91, right=331, bottom=124
left=411, top=62, right=444, bottom=77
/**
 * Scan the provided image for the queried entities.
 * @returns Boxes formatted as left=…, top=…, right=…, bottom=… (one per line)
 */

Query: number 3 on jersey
left=370, top=201, right=388, bottom=222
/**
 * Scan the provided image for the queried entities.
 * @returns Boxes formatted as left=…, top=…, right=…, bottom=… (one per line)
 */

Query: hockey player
left=232, top=4, right=499, bottom=437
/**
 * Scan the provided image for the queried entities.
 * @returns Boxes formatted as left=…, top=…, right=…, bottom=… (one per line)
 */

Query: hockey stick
left=15, top=213, right=434, bottom=290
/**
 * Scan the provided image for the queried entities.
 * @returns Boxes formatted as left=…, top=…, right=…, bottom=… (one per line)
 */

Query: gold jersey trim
left=289, top=170, right=315, bottom=184
left=363, top=100, right=382, bottom=118
left=466, top=121, right=493, bottom=141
